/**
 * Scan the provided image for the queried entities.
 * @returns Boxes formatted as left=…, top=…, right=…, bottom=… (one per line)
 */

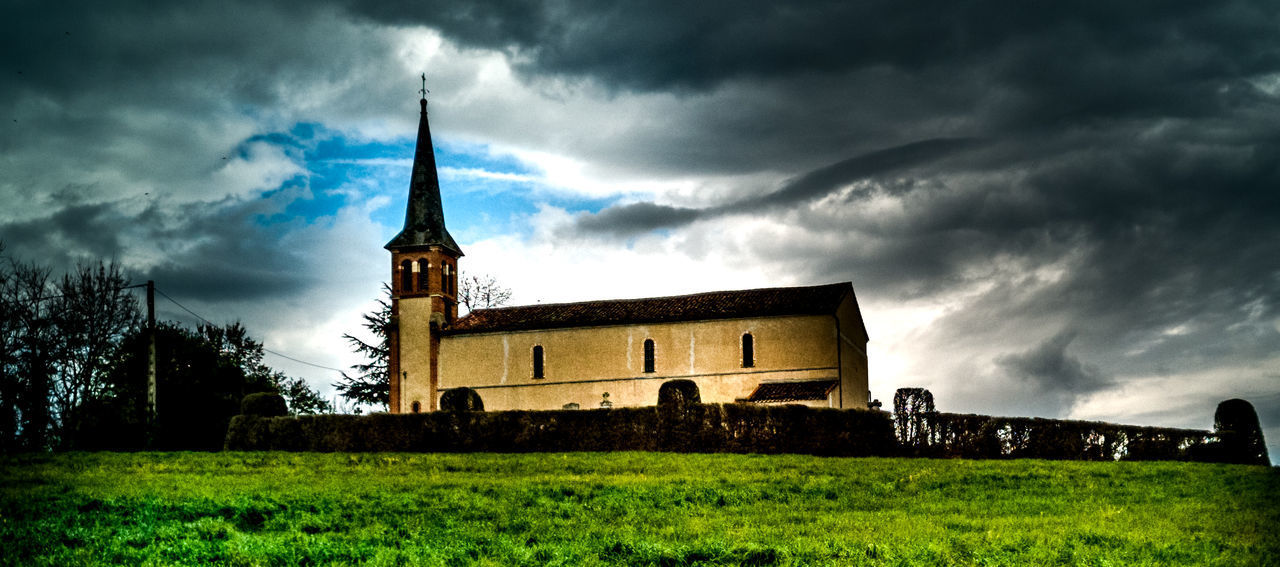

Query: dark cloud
left=997, top=330, right=1111, bottom=396
left=338, top=0, right=1280, bottom=99
left=0, top=194, right=311, bottom=303
left=574, top=202, right=700, bottom=236
left=0, top=0, right=409, bottom=300
left=0, top=203, right=126, bottom=267
left=787, top=136, right=1280, bottom=405
left=574, top=137, right=984, bottom=234
left=351, top=0, right=1280, bottom=186
left=1, top=0, right=413, bottom=217
left=738, top=138, right=985, bottom=209
left=1, top=0, right=404, bottom=107
left=142, top=260, right=300, bottom=303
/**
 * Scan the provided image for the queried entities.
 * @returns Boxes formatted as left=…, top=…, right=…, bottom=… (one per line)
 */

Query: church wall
left=432, top=314, right=841, bottom=411
left=835, top=294, right=870, bottom=409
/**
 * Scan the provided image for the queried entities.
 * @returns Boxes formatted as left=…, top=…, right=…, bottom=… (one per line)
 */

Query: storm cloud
left=574, top=137, right=987, bottom=235
left=998, top=330, right=1112, bottom=408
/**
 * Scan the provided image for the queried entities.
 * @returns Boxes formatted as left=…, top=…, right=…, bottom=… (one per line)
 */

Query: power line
left=260, top=349, right=347, bottom=374
left=153, top=287, right=216, bottom=327
left=151, top=286, right=347, bottom=374
left=18, top=278, right=349, bottom=375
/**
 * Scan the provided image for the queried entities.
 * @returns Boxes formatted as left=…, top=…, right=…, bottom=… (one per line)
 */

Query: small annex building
left=386, top=93, right=871, bottom=413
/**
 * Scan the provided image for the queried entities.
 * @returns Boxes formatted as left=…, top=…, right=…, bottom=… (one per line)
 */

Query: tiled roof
left=446, top=282, right=853, bottom=335
left=745, top=380, right=839, bottom=403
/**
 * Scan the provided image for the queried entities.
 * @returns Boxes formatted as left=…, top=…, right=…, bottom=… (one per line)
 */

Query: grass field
left=2, top=452, right=1277, bottom=566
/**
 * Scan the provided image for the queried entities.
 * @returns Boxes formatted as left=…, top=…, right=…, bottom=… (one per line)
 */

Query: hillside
left=2, top=452, right=1277, bottom=566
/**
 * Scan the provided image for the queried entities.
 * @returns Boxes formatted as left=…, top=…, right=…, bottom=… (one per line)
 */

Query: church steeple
left=386, top=78, right=463, bottom=415
left=385, top=85, right=463, bottom=256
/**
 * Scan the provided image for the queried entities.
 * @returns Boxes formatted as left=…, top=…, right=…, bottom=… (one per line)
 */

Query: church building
left=385, top=93, right=871, bottom=413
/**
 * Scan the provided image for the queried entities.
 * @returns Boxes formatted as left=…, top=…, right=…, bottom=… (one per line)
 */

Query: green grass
left=2, top=452, right=1277, bottom=566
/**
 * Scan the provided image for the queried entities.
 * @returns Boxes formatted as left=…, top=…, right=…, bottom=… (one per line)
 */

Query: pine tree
left=334, top=284, right=392, bottom=411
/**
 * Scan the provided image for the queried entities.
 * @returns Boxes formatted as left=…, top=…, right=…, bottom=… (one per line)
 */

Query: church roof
left=447, top=282, right=858, bottom=335
left=385, top=97, right=463, bottom=255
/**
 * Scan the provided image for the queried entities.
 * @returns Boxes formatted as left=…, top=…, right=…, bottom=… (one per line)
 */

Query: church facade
left=386, top=94, right=871, bottom=413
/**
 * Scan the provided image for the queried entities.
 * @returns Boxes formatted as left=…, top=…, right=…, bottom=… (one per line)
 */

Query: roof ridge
left=449, top=282, right=855, bottom=335
left=463, top=281, right=852, bottom=316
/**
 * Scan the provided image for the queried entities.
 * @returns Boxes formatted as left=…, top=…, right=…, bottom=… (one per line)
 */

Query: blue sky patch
left=243, top=124, right=616, bottom=243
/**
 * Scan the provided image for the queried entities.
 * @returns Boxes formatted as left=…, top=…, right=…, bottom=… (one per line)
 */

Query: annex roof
left=447, top=282, right=856, bottom=335
left=744, top=380, right=840, bottom=403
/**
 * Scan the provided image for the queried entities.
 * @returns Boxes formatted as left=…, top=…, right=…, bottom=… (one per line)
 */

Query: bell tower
left=385, top=78, right=463, bottom=413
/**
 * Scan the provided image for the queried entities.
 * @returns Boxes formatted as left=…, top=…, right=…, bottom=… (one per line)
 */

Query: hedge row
left=902, top=412, right=1213, bottom=461
left=227, top=387, right=1261, bottom=462
left=224, top=403, right=897, bottom=456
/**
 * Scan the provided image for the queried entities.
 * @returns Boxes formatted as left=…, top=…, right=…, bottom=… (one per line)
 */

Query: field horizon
left=3, top=452, right=1277, bottom=566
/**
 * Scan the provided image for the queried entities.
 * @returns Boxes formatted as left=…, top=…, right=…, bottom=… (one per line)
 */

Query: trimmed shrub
left=893, top=388, right=936, bottom=453
left=440, top=387, right=485, bottom=412
left=1211, top=398, right=1269, bottom=465
left=240, top=393, right=287, bottom=417
left=658, top=380, right=701, bottom=407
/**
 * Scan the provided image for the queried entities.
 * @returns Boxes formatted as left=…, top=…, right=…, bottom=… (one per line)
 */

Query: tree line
left=0, top=244, right=330, bottom=451
left=1, top=237, right=514, bottom=451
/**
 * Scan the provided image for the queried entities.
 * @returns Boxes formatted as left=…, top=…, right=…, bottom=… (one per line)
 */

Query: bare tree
left=50, top=261, right=141, bottom=439
left=2, top=253, right=141, bottom=448
left=0, top=248, right=55, bottom=450
left=458, top=273, right=512, bottom=313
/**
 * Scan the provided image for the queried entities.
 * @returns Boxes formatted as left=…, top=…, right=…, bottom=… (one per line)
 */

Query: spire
left=384, top=79, right=463, bottom=255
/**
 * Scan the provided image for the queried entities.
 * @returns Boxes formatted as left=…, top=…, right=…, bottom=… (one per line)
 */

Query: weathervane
left=419, top=73, right=429, bottom=100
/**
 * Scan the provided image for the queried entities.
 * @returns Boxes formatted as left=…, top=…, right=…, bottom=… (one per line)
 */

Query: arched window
left=399, top=260, right=413, bottom=292
left=410, top=401, right=421, bottom=413
left=417, top=259, right=429, bottom=291
left=643, top=339, right=655, bottom=373
left=742, top=333, right=754, bottom=368
left=532, top=345, right=544, bottom=379
left=442, top=264, right=451, bottom=295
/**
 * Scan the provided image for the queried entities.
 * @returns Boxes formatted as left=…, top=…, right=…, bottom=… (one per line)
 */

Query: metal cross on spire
left=419, top=73, right=429, bottom=100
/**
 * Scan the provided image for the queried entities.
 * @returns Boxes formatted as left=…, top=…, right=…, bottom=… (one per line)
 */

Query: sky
left=3, top=0, right=1278, bottom=457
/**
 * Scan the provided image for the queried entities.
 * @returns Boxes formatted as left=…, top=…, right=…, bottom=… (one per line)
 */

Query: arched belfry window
left=643, top=339, right=655, bottom=373
left=442, top=264, right=452, bottom=295
left=399, top=260, right=413, bottom=293
left=742, top=333, right=754, bottom=368
left=532, top=345, right=545, bottom=379
left=417, top=258, right=429, bottom=291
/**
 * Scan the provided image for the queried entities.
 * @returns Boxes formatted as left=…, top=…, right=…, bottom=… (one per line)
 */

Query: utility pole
left=146, top=280, right=156, bottom=434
